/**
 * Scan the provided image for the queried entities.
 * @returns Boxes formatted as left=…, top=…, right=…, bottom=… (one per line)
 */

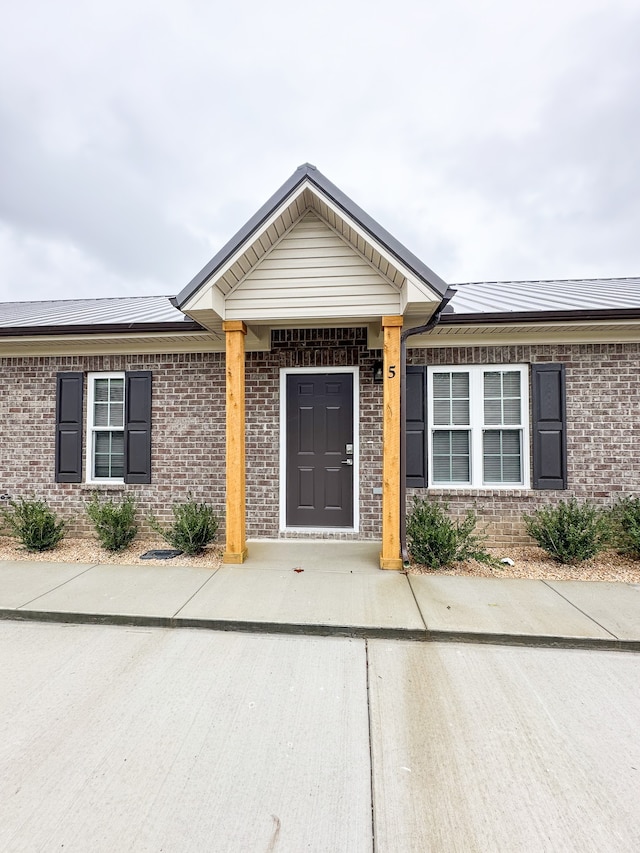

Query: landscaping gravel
left=409, top=546, right=640, bottom=583
left=1, top=537, right=640, bottom=582
left=0, top=536, right=222, bottom=570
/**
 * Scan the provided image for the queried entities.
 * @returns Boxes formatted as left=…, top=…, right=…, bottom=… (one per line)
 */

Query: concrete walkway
left=1, top=540, right=639, bottom=650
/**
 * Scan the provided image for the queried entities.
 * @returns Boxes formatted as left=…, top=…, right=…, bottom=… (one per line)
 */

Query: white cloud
left=0, top=0, right=638, bottom=300
left=0, top=224, right=164, bottom=301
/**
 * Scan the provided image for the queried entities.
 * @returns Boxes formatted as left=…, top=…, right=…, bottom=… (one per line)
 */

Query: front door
left=286, top=373, right=354, bottom=528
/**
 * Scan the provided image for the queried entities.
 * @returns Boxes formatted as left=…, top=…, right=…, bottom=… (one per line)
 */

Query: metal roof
left=445, top=278, right=640, bottom=319
left=173, top=163, right=449, bottom=308
left=0, top=295, right=201, bottom=333
left=3, top=280, right=640, bottom=335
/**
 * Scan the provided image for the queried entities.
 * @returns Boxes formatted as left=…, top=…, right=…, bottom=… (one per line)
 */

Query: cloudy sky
left=0, top=0, right=638, bottom=303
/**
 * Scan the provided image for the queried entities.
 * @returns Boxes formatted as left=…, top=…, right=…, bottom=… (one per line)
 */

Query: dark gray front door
left=286, top=373, right=354, bottom=528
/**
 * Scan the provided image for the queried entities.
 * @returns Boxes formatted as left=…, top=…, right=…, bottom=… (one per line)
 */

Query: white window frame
left=427, top=365, right=530, bottom=489
left=85, top=372, right=126, bottom=484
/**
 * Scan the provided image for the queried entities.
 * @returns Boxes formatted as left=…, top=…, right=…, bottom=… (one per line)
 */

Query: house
left=2, top=163, right=640, bottom=568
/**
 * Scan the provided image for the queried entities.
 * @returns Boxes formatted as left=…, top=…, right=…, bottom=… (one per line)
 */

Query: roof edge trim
left=0, top=321, right=206, bottom=337
left=440, top=308, right=640, bottom=325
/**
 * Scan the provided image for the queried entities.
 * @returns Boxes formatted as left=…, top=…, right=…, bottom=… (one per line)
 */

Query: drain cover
left=140, top=549, right=183, bottom=560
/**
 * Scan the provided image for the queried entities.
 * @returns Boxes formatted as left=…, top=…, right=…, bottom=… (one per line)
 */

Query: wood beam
left=380, top=315, right=403, bottom=569
left=222, top=320, right=248, bottom=563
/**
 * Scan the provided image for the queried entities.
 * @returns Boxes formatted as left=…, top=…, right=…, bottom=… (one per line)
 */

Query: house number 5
left=388, top=365, right=396, bottom=379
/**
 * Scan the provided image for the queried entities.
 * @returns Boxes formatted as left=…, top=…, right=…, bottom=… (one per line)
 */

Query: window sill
left=422, top=486, right=536, bottom=498
left=81, top=483, right=126, bottom=492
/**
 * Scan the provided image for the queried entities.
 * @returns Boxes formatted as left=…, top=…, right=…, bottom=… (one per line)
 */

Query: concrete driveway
left=1, top=622, right=639, bottom=852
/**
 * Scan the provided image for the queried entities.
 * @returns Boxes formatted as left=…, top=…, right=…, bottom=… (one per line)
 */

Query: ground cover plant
left=86, top=493, right=138, bottom=552
left=1, top=496, right=65, bottom=552
left=149, top=495, right=219, bottom=556
left=406, top=497, right=495, bottom=569
left=524, top=498, right=610, bottom=564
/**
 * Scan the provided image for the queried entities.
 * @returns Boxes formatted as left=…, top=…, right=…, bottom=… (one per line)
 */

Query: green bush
left=524, top=498, right=610, bottom=564
left=149, top=495, right=219, bottom=556
left=406, top=497, right=494, bottom=569
left=610, top=496, right=640, bottom=558
left=1, top=497, right=65, bottom=552
left=86, top=493, right=138, bottom=552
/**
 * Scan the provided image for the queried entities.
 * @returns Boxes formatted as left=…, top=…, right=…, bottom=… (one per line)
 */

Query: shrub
left=524, top=498, right=610, bottom=564
left=406, top=497, right=494, bottom=569
left=610, top=496, right=640, bottom=558
left=149, top=495, right=219, bottom=556
left=1, top=497, right=65, bottom=552
left=86, top=493, right=138, bottom=552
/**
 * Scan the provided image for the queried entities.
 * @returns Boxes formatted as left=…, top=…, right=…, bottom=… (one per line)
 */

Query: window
left=55, top=370, right=152, bottom=485
left=87, top=373, right=125, bottom=481
left=427, top=365, right=529, bottom=488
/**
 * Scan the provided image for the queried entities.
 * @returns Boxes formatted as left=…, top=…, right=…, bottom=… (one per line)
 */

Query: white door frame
left=279, top=366, right=360, bottom=533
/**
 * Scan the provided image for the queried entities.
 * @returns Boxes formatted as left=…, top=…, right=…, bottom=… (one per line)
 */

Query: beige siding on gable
left=225, top=212, right=402, bottom=321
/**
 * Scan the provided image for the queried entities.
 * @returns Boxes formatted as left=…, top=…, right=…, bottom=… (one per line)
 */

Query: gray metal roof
left=173, top=163, right=449, bottom=308
left=445, top=278, right=640, bottom=319
left=3, top=279, right=640, bottom=335
left=1, top=296, right=200, bottom=331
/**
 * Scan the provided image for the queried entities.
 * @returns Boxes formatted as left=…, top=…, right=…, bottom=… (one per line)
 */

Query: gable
left=176, top=165, right=445, bottom=331
left=224, top=211, right=401, bottom=321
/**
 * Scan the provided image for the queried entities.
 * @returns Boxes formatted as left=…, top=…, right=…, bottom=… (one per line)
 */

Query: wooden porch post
left=380, top=315, right=403, bottom=569
left=222, top=320, right=248, bottom=564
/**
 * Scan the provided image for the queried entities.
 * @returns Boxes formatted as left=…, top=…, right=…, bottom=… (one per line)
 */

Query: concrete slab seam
left=404, top=574, right=430, bottom=632
left=541, top=580, right=620, bottom=640
left=11, top=563, right=102, bottom=609
left=170, top=568, right=222, bottom=618
left=364, top=639, right=377, bottom=853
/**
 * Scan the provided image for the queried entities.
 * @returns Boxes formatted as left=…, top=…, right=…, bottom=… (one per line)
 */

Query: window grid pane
left=483, top=371, right=521, bottom=426
left=483, top=429, right=522, bottom=483
left=432, top=372, right=470, bottom=426
left=93, top=378, right=125, bottom=429
left=432, top=429, right=470, bottom=483
left=94, top=431, right=125, bottom=479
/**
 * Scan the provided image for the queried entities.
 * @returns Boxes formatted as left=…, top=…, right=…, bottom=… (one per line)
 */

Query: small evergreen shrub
left=149, top=495, right=219, bottom=556
left=610, top=496, right=640, bottom=558
left=524, top=498, right=610, bottom=564
left=406, top=497, right=494, bottom=569
left=1, top=497, right=65, bottom=552
left=86, top=493, right=138, bottom=552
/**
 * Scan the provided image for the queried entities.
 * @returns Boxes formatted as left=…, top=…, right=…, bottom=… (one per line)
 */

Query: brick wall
left=2, top=338, right=639, bottom=546
left=407, top=342, right=640, bottom=544
left=0, top=352, right=226, bottom=537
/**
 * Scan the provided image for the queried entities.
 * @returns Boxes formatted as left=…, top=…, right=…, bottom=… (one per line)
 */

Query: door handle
left=341, top=459, right=353, bottom=466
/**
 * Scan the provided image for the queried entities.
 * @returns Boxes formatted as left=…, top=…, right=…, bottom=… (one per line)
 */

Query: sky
left=0, top=0, right=638, bottom=303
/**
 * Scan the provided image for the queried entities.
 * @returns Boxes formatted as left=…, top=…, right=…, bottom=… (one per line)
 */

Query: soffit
left=0, top=331, right=225, bottom=357
left=409, top=320, right=640, bottom=348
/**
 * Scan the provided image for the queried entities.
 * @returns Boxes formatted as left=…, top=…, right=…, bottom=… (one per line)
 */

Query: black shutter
left=55, top=372, right=84, bottom=483
left=406, top=366, right=427, bottom=487
left=532, top=363, right=567, bottom=489
left=124, top=371, right=152, bottom=484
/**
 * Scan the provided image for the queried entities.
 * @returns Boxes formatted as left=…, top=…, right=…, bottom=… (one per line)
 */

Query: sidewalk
left=1, top=540, right=639, bottom=650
